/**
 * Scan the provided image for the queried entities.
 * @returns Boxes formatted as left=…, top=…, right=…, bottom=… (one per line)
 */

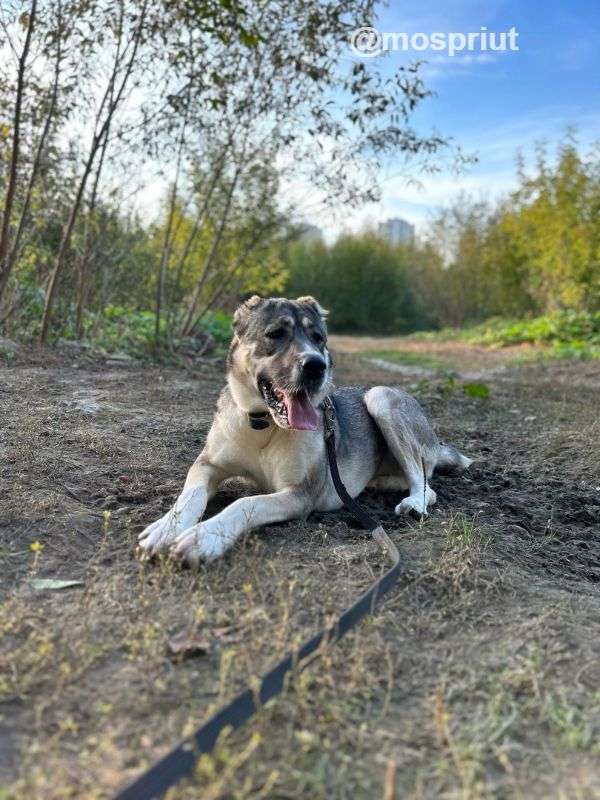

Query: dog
left=138, top=295, right=472, bottom=565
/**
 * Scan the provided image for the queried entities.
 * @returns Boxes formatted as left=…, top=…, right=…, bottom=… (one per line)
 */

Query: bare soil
left=329, top=334, right=536, bottom=372
left=1, top=339, right=599, bottom=799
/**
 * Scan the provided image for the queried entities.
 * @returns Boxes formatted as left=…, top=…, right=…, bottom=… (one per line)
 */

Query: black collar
left=248, top=411, right=271, bottom=430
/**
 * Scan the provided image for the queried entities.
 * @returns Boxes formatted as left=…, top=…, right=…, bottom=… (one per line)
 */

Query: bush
left=200, top=310, right=233, bottom=350
left=413, top=310, right=600, bottom=359
left=466, top=310, right=600, bottom=347
left=71, top=306, right=234, bottom=358
left=81, top=307, right=162, bottom=356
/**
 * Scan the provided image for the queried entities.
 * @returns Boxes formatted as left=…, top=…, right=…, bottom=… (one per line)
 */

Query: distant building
left=377, top=217, right=414, bottom=246
left=297, top=223, right=323, bottom=245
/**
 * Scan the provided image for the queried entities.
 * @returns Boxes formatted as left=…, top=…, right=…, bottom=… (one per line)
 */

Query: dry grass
left=1, top=346, right=599, bottom=799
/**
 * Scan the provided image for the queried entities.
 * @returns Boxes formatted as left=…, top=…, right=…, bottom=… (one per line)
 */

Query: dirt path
left=1, top=342, right=599, bottom=798
left=330, top=333, right=536, bottom=371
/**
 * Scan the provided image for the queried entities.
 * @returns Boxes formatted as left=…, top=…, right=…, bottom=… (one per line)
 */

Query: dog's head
left=227, top=295, right=333, bottom=430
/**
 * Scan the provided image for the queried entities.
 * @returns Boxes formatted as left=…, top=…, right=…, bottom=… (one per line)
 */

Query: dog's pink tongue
left=283, top=391, right=319, bottom=431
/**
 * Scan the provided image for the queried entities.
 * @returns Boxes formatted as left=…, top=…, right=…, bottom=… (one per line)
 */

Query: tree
left=39, top=0, right=150, bottom=341
left=285, top=233, right=431, bottom=334
left=0, top=0, right=38, bottom=299
left=0, top=0, right=459, bottom=344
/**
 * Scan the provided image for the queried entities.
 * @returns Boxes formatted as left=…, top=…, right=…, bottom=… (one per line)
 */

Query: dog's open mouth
left=258, top=378, right=319, bottom=431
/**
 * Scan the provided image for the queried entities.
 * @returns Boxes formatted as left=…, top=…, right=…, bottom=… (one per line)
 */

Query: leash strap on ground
left=115, top=398, right=402, bottom=800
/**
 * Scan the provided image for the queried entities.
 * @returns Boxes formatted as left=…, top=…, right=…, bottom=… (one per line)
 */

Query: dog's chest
left=227, top=424, right=324, bottom=491
left=263, top=429, right=325, bottom=490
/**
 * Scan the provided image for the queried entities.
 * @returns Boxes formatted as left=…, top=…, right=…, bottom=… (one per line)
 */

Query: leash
left=321, top=397, right=401, bottom=568
left=115, top=397, right=402, bottom=800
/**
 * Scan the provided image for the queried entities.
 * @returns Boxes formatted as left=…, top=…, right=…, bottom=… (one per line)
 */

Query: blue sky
left=312, top=0, right=600, bottom=239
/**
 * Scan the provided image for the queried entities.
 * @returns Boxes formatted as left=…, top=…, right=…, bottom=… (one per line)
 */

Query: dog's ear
left=233, top=295, right=263, bottom=334
left=296, top=296, right=328, bottom=321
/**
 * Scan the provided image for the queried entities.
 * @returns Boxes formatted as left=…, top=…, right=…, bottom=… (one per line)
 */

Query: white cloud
left=298, top=107, right=600, bottom=243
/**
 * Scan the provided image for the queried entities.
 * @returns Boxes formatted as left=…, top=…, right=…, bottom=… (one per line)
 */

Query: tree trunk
left=179, top=169, right=240, bottom=337
left=74, top=126, right=109, bottom=339
left=0, top=0, right=37, bottom=302
left=154, top=118, right=187, bottom=346
left=39, top=0, right=147, bottom=342
left=4, top=0, right=62, bottom=289
left=39, top=149, right=98, bottom=343
left=165, top=148, right=228, bottom=338
left=189, top=221, right=274, bottom=332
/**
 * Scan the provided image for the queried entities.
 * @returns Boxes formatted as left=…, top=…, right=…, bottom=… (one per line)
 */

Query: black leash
left=115, top=397, right=402, bottom=800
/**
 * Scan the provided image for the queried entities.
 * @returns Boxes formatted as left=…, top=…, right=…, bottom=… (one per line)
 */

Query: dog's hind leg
left=368, top=475, right=408, bottom=492
left=365, top=386, right=438, bottom=517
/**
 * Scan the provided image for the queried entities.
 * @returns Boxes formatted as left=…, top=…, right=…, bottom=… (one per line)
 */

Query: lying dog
left=139, top=295, right=472, bottom=565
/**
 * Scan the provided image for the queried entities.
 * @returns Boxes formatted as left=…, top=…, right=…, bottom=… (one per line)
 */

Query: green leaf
left=462, top=382, right=490, bottom=399
left=30, top=579, right=83, bottom=591
left=239, top=30, right=260, bottom=48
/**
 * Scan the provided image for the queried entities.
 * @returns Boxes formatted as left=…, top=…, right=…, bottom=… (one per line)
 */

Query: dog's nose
left=301, top=355, right=326, bottom=381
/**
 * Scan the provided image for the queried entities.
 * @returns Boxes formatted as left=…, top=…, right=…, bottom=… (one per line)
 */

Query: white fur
left=395, top=486, right=437, bottom=517
left=137, top=384, right=440, bottom=564
left=138, top=485, right=207, bottom=554
left=138, top=323, right=461, bottom=564
left=173, top=490, right=307, bottom=565
left=227, top=371, right=268, bottom=414
left=138, top=401, right=328, bottom=563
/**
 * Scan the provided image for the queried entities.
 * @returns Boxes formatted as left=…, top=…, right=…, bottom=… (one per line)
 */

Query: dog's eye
left=312, top=331, right=324, bottom=345
left=266, top=327, right=287, bottom=339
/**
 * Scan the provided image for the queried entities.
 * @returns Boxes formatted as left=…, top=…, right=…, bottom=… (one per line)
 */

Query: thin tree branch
left=40, top=0, right=148, bottom=342
left=179, top=165, right=240, bottom=337
left=0, top=0, right=38, bottom=301
left=4, top=0, right=63, bottom=287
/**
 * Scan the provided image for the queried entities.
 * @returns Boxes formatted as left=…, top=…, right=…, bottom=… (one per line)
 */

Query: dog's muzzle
left=300, top=355, right=326, bottom=389
left=258, top=374, right=323, bottom=432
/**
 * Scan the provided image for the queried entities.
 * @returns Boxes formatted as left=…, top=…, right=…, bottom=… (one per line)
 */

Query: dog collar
left=248, top=411, right=270, bottom=430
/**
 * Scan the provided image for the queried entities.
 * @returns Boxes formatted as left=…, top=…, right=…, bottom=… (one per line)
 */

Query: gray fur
left=138, top=296, right=472, bottom=564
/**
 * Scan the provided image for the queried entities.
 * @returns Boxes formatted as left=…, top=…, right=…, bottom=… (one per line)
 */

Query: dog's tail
left=435, top=443, right=473, bottom=474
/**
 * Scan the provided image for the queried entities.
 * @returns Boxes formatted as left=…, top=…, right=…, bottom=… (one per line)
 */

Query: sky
left=307, top=0, right=600, bottom=241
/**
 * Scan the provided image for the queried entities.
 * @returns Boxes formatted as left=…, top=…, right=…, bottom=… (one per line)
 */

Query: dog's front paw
left=173, top=521, right=233, bottom=566
left=138, top=511, right=184, bottom=555
left=138, top=486, right=206, bottom=555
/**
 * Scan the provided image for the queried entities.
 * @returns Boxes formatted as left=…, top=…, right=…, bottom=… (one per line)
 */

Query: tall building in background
left=377, top=217, right=415, bottom=246
left=298, top=223, right=324, bottom=245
